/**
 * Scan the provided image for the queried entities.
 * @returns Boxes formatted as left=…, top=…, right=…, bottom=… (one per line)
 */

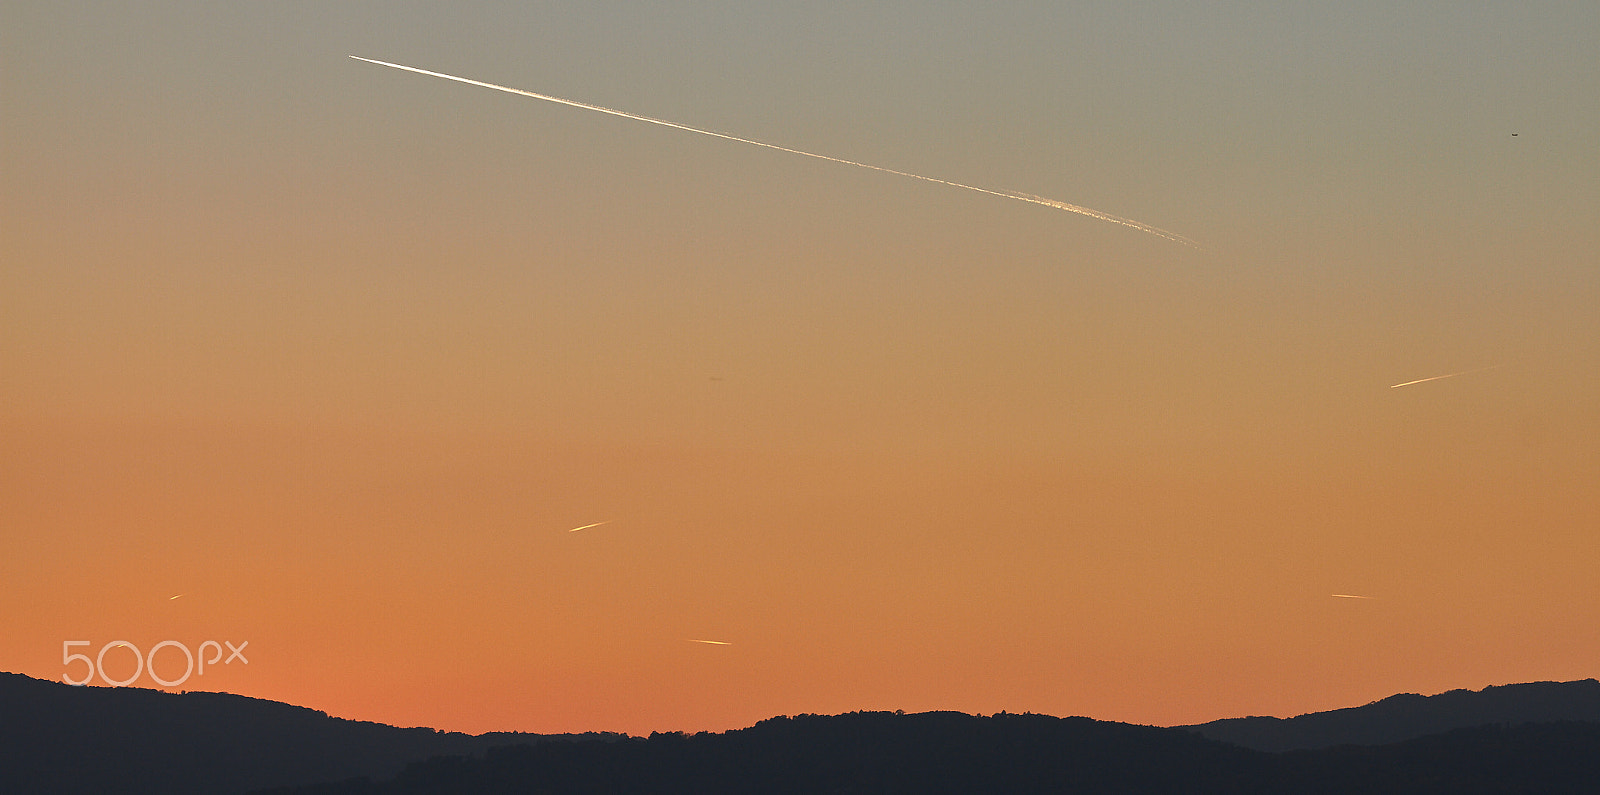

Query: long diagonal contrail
left=1389, top=365, right=1502, bottom=389
left=350, top=56, right=1196, bottom=247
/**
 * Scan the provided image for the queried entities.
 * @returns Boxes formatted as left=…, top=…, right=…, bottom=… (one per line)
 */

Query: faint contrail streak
left=687, top=639, right=732, bottom=645
left=567, top=521, right=609, bottom=533
left=1330, top=594, right=1372, bottom=599
left=1389, top=365, right=1501, bottom=389
left=350, top=56, right=1196, bottom=247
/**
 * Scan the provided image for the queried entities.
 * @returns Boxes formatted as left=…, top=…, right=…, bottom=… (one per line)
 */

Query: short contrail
left=687, top=639, right=731, bottom=645
left=1390, top=365, right=1501, bottom=389
left=1331, top=594, right=1372, bottom=599
left=350, top=56, right=1196, bottom=247
left=567, top=521, right=609, bottom=533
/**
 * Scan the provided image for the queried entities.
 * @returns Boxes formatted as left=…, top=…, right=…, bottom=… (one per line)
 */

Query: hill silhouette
left=5, top=671, right=1600, bottom=793
left=1177, top=679, right=1600, bottom=751
left=0, top=672, right=620, bottom=794
left=263, top=714, right=1600, bottom=794
left=265, top=711, right=1264, bottom=794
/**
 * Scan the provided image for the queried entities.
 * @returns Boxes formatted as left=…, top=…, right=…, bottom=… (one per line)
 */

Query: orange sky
left=3, top=1, right=1598, bottom=735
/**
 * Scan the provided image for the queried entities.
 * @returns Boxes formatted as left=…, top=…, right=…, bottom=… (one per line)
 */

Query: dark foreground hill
left=267, top=715, right=1600, bottom=795
left=268, top=711, right=1260, bottom=794
left=6, top=671, right=1600, bottom=794
left=0, top=672, right=620, bottom=794
left=1178, top=679, right=1600, bottom=751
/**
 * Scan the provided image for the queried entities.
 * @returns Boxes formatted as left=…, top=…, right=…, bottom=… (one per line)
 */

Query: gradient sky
left=4, top=1, right=1598, bottom=735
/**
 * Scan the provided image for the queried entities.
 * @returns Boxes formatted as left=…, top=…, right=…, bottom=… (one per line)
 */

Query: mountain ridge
left=1176, top=678, right=1600, bottom=751
left=5, top=671, right=1599, bottom=793
left=0, top=671, right=620, bottom=794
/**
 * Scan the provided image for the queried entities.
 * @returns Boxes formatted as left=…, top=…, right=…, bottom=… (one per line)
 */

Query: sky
left=3, top=1, right=1598, bottom=736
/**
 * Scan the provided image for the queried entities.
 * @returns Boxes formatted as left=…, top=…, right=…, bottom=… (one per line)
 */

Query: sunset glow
left=3, top=2, right=1597, bottom=739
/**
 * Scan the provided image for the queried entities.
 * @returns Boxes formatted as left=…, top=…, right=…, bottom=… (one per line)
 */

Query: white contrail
left=567, top=521, right=609, bottom=533
left=687, top=639, right=732, bottom=645
left=1330, top=594, right=1372, bottom=599
left=1390, top=365, right=1501, bottom=389
left=350, top=56, right=1196, bottom=247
